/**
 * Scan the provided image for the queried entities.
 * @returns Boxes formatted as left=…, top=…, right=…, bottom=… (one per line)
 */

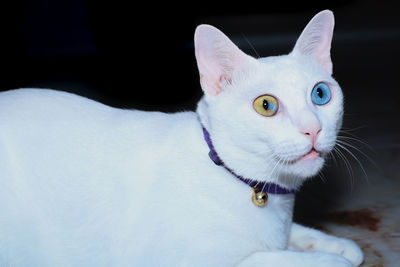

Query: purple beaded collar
left=202, top=126, right=297, bottom=195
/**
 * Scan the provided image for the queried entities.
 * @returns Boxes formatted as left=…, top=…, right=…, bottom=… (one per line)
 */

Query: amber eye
left=253, top=95, right=279, bottom=117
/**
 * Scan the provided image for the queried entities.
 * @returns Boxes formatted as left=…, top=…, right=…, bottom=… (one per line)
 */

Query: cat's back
left=0, top=88, right=114, bottom=122
left=0, top=88, right=126, bottom=159
left=0, top=88, right=187, bottom=138
left=0, top=88, right=198, bottom=164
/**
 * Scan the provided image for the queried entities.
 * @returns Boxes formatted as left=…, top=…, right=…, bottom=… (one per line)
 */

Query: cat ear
left=194, top=25, right=254, bottom=96
left=292, top=10, right=335, bottom=74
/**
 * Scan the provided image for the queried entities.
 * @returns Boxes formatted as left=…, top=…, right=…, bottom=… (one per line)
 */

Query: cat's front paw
left=309, top=236, right=363, bottom=266
left=338, top=238, right=364, bottom=267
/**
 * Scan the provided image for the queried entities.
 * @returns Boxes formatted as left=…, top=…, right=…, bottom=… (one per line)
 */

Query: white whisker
left=262, top=158, right=282, bottom=192
left=241, top=33, right=260, bottom=59
left=337, top=135, right=372, bottom=150
left=336, top=138, right=377, bottom=171
left=335, top=142, right=369, bottom=186
left=333, top=145, right=355, bottom=190
left=327, top=150, right=338, bottom=166
left=318, top=170, right=327, bottom=183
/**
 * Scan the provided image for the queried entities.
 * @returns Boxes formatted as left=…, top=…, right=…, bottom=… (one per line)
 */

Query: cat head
left=195, top=10, right=343, bottom=189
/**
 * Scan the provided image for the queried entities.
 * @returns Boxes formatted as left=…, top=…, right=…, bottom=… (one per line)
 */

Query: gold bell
left=251, top=188, right=268, bottom=207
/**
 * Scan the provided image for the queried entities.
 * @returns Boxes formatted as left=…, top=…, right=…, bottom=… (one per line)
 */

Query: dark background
left=2, top=1, right=400, bottom=224
left=4, top=0, right=399, bottom=112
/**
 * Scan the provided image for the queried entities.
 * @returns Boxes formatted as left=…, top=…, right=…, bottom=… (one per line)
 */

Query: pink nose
left=293, top=109, right=322, bottom=145
left=301, top=127, right=321, bottom=145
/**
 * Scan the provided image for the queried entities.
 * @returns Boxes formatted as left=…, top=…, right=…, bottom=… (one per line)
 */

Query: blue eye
left=311, top=82, right=331, bottom=105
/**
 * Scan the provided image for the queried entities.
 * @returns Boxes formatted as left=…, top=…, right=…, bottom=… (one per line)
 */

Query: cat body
left=0, top=89, right=293, bottom=266
left=0, top=10, right=363, bottom=267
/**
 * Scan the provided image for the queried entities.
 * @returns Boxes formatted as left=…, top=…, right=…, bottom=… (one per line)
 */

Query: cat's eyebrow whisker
left=241, top=33, right=260, bottom=59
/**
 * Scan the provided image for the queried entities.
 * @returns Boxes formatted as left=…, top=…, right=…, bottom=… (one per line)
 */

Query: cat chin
left=279, top=156, right=325, bottom=179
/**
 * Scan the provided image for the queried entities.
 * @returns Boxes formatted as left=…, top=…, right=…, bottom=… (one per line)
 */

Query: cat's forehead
left=251, top=55, right=329, bottom=96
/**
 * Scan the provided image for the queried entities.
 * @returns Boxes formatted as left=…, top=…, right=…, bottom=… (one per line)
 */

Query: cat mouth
left=284, top=148, right=320, bottom=165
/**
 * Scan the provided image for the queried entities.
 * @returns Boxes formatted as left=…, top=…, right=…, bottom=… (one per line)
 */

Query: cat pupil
left=317, top=88, right=323, bottom=98
left=263, top=99, right=269, bottom=110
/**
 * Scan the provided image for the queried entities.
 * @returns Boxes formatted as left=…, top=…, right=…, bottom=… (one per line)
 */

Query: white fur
left=0, top=10, right=362, bottom=267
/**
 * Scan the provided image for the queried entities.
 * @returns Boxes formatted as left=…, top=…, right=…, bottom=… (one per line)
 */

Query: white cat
left=0, top=10, right=363, bottom=267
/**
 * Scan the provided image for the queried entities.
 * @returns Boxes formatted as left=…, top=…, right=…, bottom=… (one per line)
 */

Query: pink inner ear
left=293, top=10, right=335, bottom=74
left=194, top=24, right=251, bottom=96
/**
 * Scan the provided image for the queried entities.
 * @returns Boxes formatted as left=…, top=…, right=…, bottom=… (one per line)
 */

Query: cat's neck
left=196, top=97, right=211, bottom=131
left=196, top=97, right=303, bottom=190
